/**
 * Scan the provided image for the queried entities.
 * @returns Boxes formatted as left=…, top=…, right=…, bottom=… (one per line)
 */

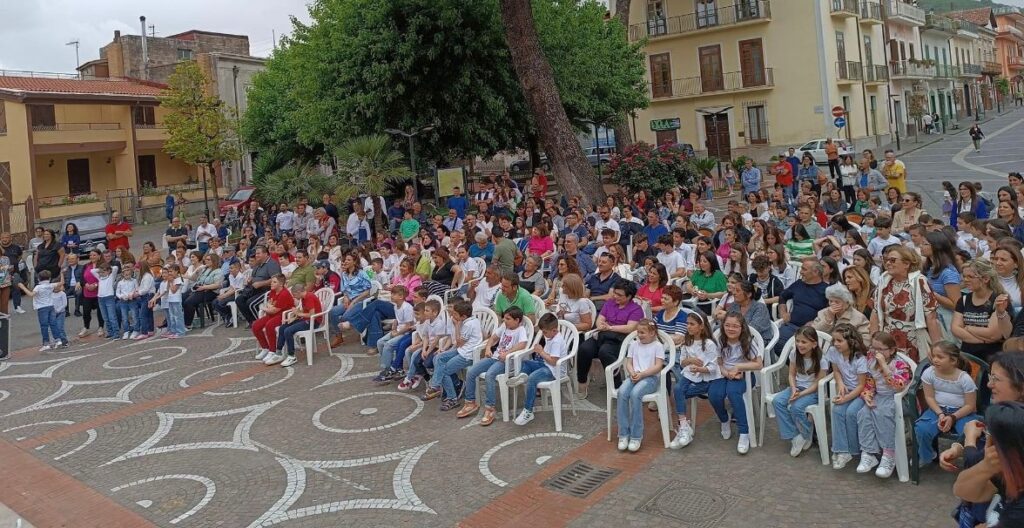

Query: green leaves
left=255, top=163, right=336, bottom=206
left=332, top=134, right=413, bottom=203
left=608, top=142, right=699, bottom=198
left=160, top=62, right=239, bottom=167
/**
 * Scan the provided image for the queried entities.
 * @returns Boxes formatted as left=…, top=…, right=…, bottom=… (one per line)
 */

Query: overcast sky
left=0, top=0, right=313, bottom=73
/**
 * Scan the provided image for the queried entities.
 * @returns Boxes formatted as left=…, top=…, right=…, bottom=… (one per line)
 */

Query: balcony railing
left=983, top=60, right=1003, bottom=74
left=134, top=123, right=165, bottom=129
left=998, top=25, right=1024, bottom=40
left=837, top=60, right=863, bottom=81
left=631, top=1, right=770, bottom=40
left=864, top=64, right=889, bottom=82
left=925, top=13, right=958, bottom=34
left=960, top=63, right=982, bottom=76
left=652, top=68, right=774, bottom=99
left=934, top=64, right=960, bottom=78
left=884, top=0, right=925, bottom=25
left=890, top=60, right=937, bottom=78
left=1009, top=56, right=1024, bottom=69
left=31, top=122, right=121, bottom=132
left=831, top=0, right=858, bottom=16
left=860, top=1, right=883, bottom=22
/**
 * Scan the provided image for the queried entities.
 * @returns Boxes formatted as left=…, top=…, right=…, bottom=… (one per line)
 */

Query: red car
left=218, top=186, right=256, bottom=216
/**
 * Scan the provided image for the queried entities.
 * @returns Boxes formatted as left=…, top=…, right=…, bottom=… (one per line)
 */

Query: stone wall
left=101, top=33, right=250, bottom=83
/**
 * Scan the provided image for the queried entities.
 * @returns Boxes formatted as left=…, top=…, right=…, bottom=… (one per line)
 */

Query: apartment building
left=0, top=74, right=199, bottom=222
left=623, top=0, right=890, bottom=162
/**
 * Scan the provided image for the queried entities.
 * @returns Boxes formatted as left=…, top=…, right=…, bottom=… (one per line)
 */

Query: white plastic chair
left=502, top=320, right=579, bottom=431
left=892, top=352, right=918, bottom=483
left=226, top=299, right=239, bottom=328
left=687, top=329, right=765, bottom=448
left=639, top=299, right=653, bottom=319
left=759, top=330, right=833, bottom=463
left=295, top=288, right=338, bottom=366
left=530, top=294, right=547, bottom=320
left=369, top=251, right=381, bottom=260
left=496, top=317, right=536, bottom=422
left=604, top=330, right=677, bottom=448
left=470, top=307, right=500, bottom=362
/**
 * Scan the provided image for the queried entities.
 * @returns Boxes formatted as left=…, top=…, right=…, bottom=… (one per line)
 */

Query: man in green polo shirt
left=490, top=217, right=517, bottom=275
left=286, top=250, right=316, bottom=289
left=494, top=272, right=537, bottom=321
left=408, top=244, right=432, bottom=280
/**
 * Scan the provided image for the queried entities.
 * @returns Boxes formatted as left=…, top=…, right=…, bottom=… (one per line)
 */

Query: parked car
left=62, top=214, right=109, bottom=257
left=510, top=156, right=550, bottom=172
left=218, top=186, right=255, bottom=216
left=793, top=138, right=854, bottom=164
left=585, top=146, right=617, bottom=167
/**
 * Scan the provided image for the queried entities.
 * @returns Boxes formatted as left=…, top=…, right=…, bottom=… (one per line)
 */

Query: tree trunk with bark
left=612, top=0, right=634, bottom=153
left=499, top=0, right=604, bottom=207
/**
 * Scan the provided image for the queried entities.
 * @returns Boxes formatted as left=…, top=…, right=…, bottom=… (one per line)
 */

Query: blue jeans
left=831, top=397, right=866, bottom=455
left=276, top=319, right=308, bottom=356
left=98, top=295, right=119, bottom=337
left=376, top=331, right=404, bottom=369
left=166, top=301, right=186, bottom=335
left=772, top=387, right=819, bottom=440
left=709, top=377, right=752, bottom=434
left=520, top=359, right=556, bottom=411
left=329, top=300, right=370, bottom=335
left=392, top=333, right=414, bottom=370
left=36, top=306, right=66, bottom=345
left=914, top=406, right=979, bottom=463
left=352, top=300, right=395, bottom=347
left=116, top=299, right=134, bottom=334
left=465, top=357, right=506, bottom=407
left=672, top=366, right=711, bottom=416
left=406, top=350, right=437, bottom=381
left=617, top=375, right=660, bottom=441
left=133, top=294, right=154, bottom=334
left=430, top=349, right=472, bottom=399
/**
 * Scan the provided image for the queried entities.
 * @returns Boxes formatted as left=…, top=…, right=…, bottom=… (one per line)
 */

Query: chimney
left=114, top=30, right=121, bottom=40
left=139, top=15, right=148, bottom=80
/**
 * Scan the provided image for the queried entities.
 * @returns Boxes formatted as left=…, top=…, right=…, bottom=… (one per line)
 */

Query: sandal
left=480, top=407, right=496, bottom=426
left=457, top=402, right=480, bottom=419
left=365, top=347, right=378, bottom=356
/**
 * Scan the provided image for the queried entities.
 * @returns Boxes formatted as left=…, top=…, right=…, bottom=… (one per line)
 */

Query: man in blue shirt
left=561, top=211, right=590, bottom=245
left=446, top=186, right=469, bottom=219
left=584, top=254, right=620, bottom=310
left=643, top=210, right=668, bottom=246
left=442, top=208, right=464, bottom=233
left=741, top=158, right=762, bottom=195
left=776, top=258, right=829, bottom=355
left=785, top=147, right=801, bottom=197
left=564, top=233, right=595, bottom=278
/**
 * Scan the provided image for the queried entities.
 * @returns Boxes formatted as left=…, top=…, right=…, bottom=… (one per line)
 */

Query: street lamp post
left=384, top=125, right=436, bottom=174
left=697, top=107, right=732, bottom=183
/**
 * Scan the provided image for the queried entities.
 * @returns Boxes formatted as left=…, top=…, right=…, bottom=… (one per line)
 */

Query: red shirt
left=105, top=221, right=132, bottom=252
left=269, top=287, right=295, bottom=313
left=772, top=161, right=793, bottom=187
left=300, top=292, right=323, bottom=324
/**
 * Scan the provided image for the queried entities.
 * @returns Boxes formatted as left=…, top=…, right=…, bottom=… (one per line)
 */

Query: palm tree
left=333, top=134, right=414, bottom=232
left=255, top=162, right=335, bottom=207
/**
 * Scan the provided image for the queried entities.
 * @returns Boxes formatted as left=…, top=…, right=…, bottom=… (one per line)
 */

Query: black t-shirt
left=35, top=241, right=60, bottom=271
left=432, top=261, right=455, bottom=286
left=165, top=226, right=187, bottom=242
left=956, top=292, right=1004, bottom=361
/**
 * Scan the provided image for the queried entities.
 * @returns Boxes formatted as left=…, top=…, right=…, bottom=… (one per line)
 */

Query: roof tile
left=0, top=76, right=165, bottom=98
left=948, top=8, right=992, bottom=27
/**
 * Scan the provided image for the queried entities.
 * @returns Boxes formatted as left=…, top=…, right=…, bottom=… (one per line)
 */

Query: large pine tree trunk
left=612, top=0, right=634, bottom=152
left=498, top=0, right=604, bottom=207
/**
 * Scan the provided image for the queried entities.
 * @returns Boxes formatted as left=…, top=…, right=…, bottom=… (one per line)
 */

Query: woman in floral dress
left=870, top=245, right=942, bottom=362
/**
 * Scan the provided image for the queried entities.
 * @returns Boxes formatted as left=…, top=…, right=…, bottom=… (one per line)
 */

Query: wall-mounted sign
left=650, top=118, right=681, bottom=131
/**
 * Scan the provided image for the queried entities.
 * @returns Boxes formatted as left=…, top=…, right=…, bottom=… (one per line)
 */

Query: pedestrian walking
left=969, top=124, right=984, bottom=152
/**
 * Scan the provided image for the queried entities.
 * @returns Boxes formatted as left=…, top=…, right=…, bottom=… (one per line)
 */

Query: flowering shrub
left=608, top=141, right=700, bottom=198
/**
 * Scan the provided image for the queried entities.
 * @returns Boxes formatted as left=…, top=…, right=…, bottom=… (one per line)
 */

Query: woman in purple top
left=576, top=279, right=644, bottom=398
left=79, top=249, right=104, bottom=337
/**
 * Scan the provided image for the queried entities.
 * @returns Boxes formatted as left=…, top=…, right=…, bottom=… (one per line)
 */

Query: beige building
left=621, top=0, right=890, bottom=162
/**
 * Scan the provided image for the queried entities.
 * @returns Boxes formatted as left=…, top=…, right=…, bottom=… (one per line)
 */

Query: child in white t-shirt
left=459, top=306, right=531, bottom=425
left=150, top=265, right=185, bottom=338
left=90, top=263, right=119, bottom=339
left=400, top=299, right=446, bottom=391
left=115, top=266, right=138, bottom=339
left=373, top=285, right=418, bottom=382
left=425, top=300, right=483, bottom=410
left=614, top=320, right=666, bottom=452
left=671, top=311, right=720, bottom=449
left=16, top=270, right=68, bottom=350
left=514, top=313, right=568, bottom=426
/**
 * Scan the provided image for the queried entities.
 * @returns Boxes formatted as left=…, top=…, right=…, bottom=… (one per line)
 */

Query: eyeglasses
left=884, top=257, right=900, bottom=264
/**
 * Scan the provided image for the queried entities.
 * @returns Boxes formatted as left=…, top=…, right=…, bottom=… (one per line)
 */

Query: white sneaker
left=856, top=453, right=879, bottom=474
left=875, top=455, right=896, bottom=478
left=670, top=423, right=694, bottom=449
left=790, top=435, right=807, bottom=457
left=720, top=422, right=732, bottom=440
left=281, top=356, right=298, bottom=367
left=14, top=307, right=25, bottom=314
left=77, top=328, right=89, bottom=337
left=254, top=348, right=269, bottom=360
left=122, top=332, right=130, bottom=340
left=627, top=439, right=642, bottom=452
left=737, top=434, right=750, bottom=454
left=513, top=409, right=535, bottom=426
left=263, top=353, right=284, bottom=366
left=129, top=332, right=139, bottom=340
left=647, top=402, right=657, bottom=411
left=617, top=438, right=629, bottom=451
left=832, top=453, right=853, bottom=470
left=39, top=344, right=52, bottom=352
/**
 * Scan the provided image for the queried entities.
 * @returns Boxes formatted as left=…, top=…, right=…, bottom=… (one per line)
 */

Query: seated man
left=775, top=258, right=829, bottom=355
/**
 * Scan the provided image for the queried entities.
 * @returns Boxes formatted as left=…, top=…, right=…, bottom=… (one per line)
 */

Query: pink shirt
left=527, top=236, right=554, bottom=256
left=82, top=262, right=100, bottom=299
left=391, top=273, right=422, bottom=301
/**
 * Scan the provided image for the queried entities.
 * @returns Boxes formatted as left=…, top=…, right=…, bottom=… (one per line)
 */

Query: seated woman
left=344, top=259, right=423, bottom=348
left=422, top=247, right=459, bottom=297
left=544, top=256, right=580, bottom=307
left=722, top=279, right=773, bottom=346
left=518, top=255, right=548, bottom=297
left=812, top=283, right=871, bottom=344
left=636, top=262, right=667, bottom=313
left=575, top=279, right=643, bottom=399
left=327, top=252, right=374, bottom=345
left=552, top=273, right=593, bottom=332
left=687, top=251, right=728, bottom=315
left=183, top=253, right=224, bottom=328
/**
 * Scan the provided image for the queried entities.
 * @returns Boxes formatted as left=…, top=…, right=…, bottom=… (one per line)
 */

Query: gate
left=106, top=188, right=137, bottom=223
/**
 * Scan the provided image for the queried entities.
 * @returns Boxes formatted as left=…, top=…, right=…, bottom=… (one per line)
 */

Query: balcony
left=884, top=0, right=925, bottom=26
left=836, top=60, right=863, bottom=83
left=924, top=13, right=958, bottom=35
left=31, top=122, right=120, bottom=132
left=629, top=1, right=770, bottom=41
left=889, top=60, right=937, bottom=79
left=651, top=68, right=774, bottom=100
left=934, top=64, right=960, bottom=78
left=863, top=64, right=889, bottom=83
left=983, top=60, right=1003, bottom=75
left=859, top=1, right=883, bottom=24
left=831, top=0, right=858, bottom=17
left=997, top=25, right=1024, bottom=42
left=959, top=63, right=982, bottom=77
left=1009, top=56, right=1024, bottom=70
left=30, top=122, right=127, bottom=150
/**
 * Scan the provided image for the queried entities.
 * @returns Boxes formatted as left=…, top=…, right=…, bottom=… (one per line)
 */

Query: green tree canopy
left=242, top=0, right=647, bottom=172
left=160, top=62, right=239, bottom=168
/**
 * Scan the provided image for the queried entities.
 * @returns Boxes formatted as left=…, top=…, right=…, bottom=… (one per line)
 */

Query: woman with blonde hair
left=953, top=258, right=1013, bottom=361
left=869, top=245, right=942, bottom=362
left=841, top=265, right=874, bottom=320
left=554, top=273, right=593, bottom=332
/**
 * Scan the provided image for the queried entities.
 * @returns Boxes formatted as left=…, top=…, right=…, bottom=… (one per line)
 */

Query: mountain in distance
left=915, top=0, right=1021, bottom=12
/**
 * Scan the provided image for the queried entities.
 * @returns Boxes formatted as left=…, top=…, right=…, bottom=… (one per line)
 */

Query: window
left=133, top=106, right=156, bottom=127
left=909, top=43, right=916, bottom=60
left=739, top=38, right=766, bottom=87
left=746, top=105, right=768, bottom=144
left=28, top=105, right=56, bottom=129
left=863, top=35, right=873, bottom=67
left=655, top=129, right=678, bottom=145
left=0, top=101, right=6, bottom=135
left=696, top=0, right=718, bottom=28
left=647, top=0, right=667, bottom=36
left=177, top=48, right=193, bottom=60
left=649, top=53, right=673, bottom=98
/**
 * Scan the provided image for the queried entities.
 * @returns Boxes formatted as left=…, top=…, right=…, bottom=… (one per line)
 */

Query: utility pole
left=66, top=40, right=80, bottom=76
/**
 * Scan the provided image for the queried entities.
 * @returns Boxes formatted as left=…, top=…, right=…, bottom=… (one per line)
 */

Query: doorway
left=138, top=155, right=157, bottom=189
left=699, top=45, right=724, bottom=92
left=67, top=158, right=91, bottom=195
left=703, top=113, right=731, bottom=161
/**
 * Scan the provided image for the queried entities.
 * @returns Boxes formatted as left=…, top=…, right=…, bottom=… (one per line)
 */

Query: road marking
left=952, top=118, right=1024, bottom=177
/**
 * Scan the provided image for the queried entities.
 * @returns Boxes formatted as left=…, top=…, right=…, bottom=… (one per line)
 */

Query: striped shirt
left=655, top=307, right=690, bottom=336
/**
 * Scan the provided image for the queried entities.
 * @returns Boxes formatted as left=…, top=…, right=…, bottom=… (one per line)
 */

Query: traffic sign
left=834, top=116, right=847, bottom=129
left=831, top=106, right=845, bottom=118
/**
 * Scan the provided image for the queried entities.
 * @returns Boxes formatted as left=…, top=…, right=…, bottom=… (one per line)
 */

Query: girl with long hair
left=774, top=326, right=828, bottom=457
left=670, top=310, right=719, bottom=449
left=710, top=312, right=764, bottom=454
left=826, top=323, right=869, bottom=470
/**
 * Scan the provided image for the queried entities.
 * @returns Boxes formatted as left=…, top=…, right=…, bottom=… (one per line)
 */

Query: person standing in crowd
left=105, top=211, right=133, bottom=254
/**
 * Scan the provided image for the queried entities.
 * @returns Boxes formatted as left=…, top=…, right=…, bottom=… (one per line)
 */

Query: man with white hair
left=776, top=257, right=829, bottom=354
left=563, top=233, right=595, bottom=278
left=468, top=231, right=494, bottom=262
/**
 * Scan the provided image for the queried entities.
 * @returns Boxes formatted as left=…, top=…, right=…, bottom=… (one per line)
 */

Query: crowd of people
left=6, top=155, right=1024, bottom=524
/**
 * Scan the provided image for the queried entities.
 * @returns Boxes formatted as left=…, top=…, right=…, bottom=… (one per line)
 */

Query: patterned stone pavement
left=0, top=324, right=960, bottom=527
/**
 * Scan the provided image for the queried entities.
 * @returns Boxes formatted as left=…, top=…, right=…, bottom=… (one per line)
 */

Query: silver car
left=794, top=138, right=854, bottom=165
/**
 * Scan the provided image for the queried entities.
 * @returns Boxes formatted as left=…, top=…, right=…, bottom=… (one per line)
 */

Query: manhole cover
left=637, top=481, right=741, bottom=527
left=541, top=460, right=620, bottom=498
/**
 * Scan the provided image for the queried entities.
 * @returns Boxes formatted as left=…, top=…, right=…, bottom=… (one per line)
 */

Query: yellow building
left=0, top=73, right=197, bottom=223
left=622, top=0, right=890, bottom=161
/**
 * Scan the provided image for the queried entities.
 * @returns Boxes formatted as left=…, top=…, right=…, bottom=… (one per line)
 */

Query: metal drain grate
left=542, top=460, right=620, bottom=498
